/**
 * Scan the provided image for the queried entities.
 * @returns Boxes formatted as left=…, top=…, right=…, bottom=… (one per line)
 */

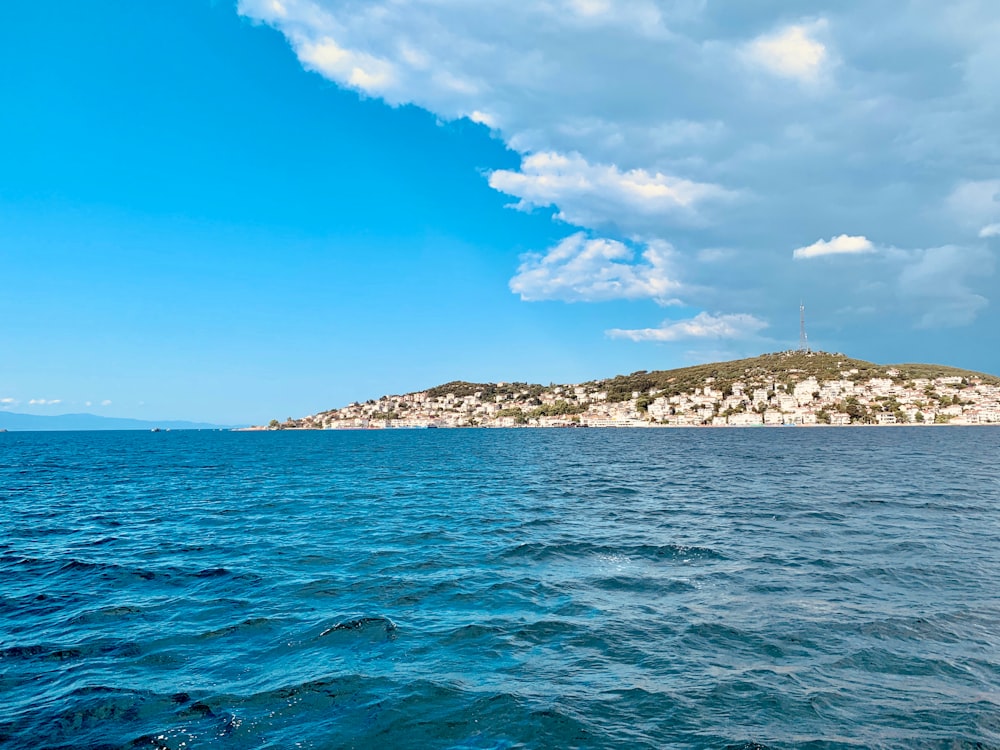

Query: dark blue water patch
left=0, top=638, right=142, bottom=664
left=317, top=615, right=398, bottom=640
left=2, top=428, right=1000, bottom=749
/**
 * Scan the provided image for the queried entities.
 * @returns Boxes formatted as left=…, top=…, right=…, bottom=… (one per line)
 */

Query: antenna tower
left=799, top=301, right=810, bottom=352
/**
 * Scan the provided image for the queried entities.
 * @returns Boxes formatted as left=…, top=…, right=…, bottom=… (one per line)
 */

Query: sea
left=1, top=427, right=999, bottom=750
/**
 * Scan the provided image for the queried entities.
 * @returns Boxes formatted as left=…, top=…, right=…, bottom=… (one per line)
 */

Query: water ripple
left=1, top=428, right=999, bottom=749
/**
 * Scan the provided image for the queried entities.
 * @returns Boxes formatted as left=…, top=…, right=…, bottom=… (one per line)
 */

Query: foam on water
left=2, top=427, right=999, bottom=749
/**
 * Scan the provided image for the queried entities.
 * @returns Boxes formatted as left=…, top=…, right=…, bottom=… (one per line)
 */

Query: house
left=763, top=411, right=784, bottom=425
left=728, top=412, right=764, bottom=426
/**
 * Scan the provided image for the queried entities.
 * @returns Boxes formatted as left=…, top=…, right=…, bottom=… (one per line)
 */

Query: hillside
left=265, top=351, right=1000, bottom=429
left=394, top=352, right=1000, bottom=406
left=585, top=351, right=1000, bottom=403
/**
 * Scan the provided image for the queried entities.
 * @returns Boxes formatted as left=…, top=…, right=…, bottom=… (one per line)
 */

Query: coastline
left=257, top=352, right=1000, bottom=431
left=236, top=421, right=999, bottom=431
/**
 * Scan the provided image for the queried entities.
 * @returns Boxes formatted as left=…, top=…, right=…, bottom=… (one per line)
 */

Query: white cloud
left=979, top=223, right=1000, bottom=238
left=607, top=312, right=768, bottom=342
left=28, top=399, right=62, bottom=406
left=1, top=397, right=15, bottom=404
left=468, top=110, right=496, bottom=128
left=489, top=151, right=734, bottom=230
left=509, top=233, right=683, bottom=304
left=101, top=399, right=113, bottom=406
left=296, top=37, right=396, bottom=96
left=744, top=22, right=829, bottom=83
left=793, top=234, right=875, bottom=259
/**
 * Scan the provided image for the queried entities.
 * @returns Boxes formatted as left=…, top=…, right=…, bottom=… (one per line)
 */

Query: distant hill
left=268, top=350, right=1000, bottom=429
left=410, top=351, right=999, bottom=404
left=0, top=412, right=230, bottom=431
left=582, top=351, right=1000, bottom=402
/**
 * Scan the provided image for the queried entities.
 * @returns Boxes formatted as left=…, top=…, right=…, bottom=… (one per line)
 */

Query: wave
left=3, top=429, right=1000, bottom=749
left=498, top=540, right=725, bottom=563
left=0, top=639, right=142, bottom=663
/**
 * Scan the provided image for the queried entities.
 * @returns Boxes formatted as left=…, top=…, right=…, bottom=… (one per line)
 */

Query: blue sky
left=2, top=0, right=998, bottom=424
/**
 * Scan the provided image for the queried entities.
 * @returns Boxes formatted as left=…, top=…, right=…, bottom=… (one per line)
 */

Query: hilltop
left=260, top=351, right=1000, bottom=430
left=583, top=351, right=1000, bottom=402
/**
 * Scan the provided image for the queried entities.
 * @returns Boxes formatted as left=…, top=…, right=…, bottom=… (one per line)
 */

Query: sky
left=1, top=0, right=998, bottom=425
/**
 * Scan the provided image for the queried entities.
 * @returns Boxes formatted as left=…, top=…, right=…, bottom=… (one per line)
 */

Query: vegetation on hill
left=423, top=381, right=545, bottom=400
left=582, top=351, right=999, bottom=403
left=269, top=350, right=999, bottom=428
left=886, top=362, right=1000, bottom=382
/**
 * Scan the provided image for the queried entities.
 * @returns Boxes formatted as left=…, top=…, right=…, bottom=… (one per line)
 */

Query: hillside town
left=263, top=352, right=1000, bottom=430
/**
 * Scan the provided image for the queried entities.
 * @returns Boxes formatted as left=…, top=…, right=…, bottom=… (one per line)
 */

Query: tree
left=268, top=419, right=280, bottom=429
left=529, top=400, right=586, bottom=418
left=842, top=396, right=871, bottom=424
left=497, top=408, right=528, bottom=424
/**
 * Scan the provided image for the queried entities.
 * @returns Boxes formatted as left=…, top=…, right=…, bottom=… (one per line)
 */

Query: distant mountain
left=0, top=412, right=231, bottom=431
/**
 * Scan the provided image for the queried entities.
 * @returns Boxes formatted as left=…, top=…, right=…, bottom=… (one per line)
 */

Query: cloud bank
left=239, top=0, right=1000, bottom=344
left=897, top=245, right=992, bottom=328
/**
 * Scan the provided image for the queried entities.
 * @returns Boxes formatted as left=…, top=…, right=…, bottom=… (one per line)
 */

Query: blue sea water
left=1, top=427, right=999, bottom=750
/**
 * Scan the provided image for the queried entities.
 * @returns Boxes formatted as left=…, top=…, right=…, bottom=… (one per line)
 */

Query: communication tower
left=799, top=301, right=810, bottom=353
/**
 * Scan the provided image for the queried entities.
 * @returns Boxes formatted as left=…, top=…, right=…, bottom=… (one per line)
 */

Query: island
left=256, top=351, right=1000, bottom=430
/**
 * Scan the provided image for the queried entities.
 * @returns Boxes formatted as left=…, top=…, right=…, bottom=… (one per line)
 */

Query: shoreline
left=237, top=421, right=999, bottom=432
left=258, top=352, right=1000, bottom=431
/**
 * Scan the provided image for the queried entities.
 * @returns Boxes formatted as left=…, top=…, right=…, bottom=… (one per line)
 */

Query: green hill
left=289, top=350, right=999, bottom=427
left=585, top=351, right=999, bottom=403
left=410, top=352, right=998, bottom=404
